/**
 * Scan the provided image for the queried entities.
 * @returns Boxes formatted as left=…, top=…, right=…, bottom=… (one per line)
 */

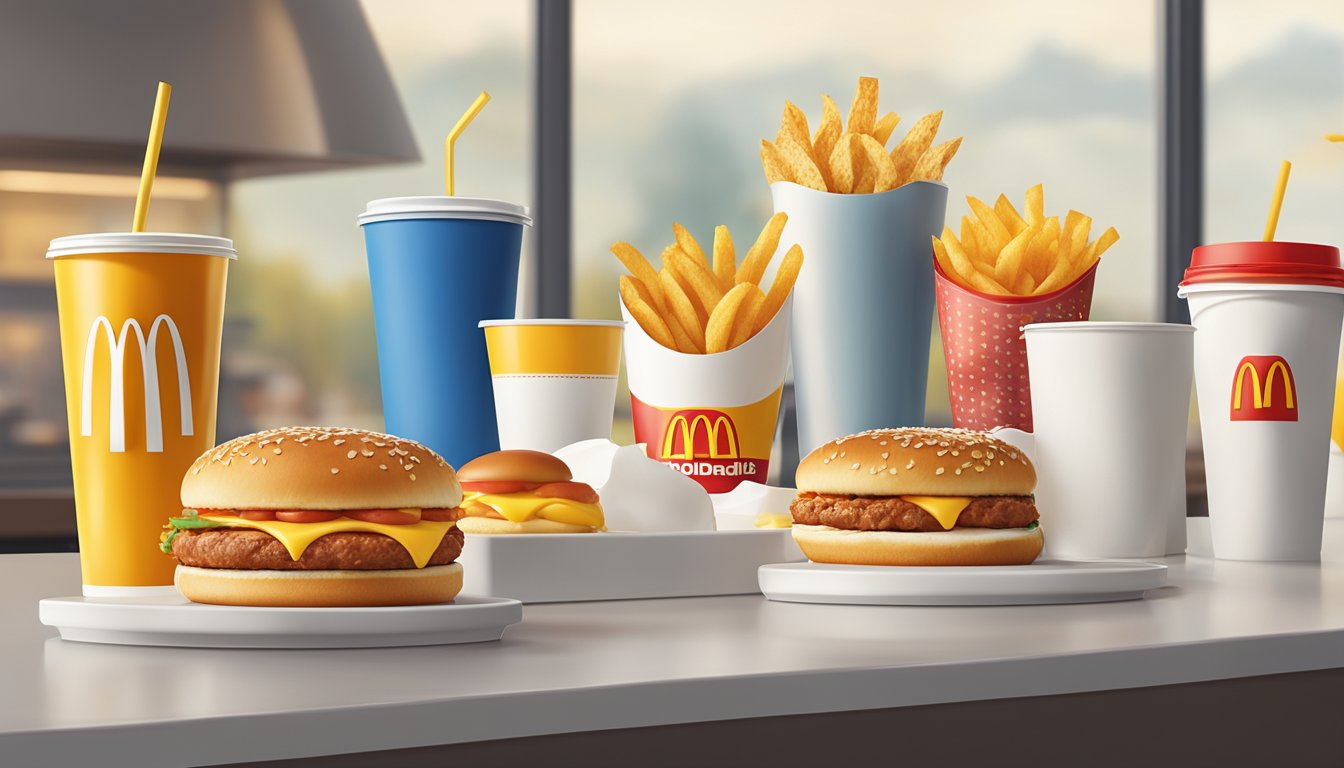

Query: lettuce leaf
left=159, top=509, right=223, bottom=554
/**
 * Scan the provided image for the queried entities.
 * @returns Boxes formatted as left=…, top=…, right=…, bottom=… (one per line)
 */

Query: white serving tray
left=458, top=529, right=802, bottom=603
left=758, top=559, right=1168, bottom=606
left=38, top=594, right=522, bottom=649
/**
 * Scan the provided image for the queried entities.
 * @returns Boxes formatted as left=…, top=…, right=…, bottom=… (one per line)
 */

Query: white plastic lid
left=1177, top=281, right=1344, bottom=297
left=1023, top=321, right=1194, bottom=333
left=358, top=196, right=532, bottom=227
left=46, top=232, right=237, bottom=260
left=479, top=319, right=625, bottom=328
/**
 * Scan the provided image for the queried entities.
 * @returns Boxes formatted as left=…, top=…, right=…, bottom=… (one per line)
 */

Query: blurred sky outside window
left=1206, top=1, right=1344, bottom=252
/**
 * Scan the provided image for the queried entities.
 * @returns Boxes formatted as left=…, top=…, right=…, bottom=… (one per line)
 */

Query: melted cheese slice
left=899, top=496, right=973, bottom=530
left=200, top=513, right=454, bottom=568
left=754, top=512, right=793, bottom=529
left=462, top=491, right=604, bottom=530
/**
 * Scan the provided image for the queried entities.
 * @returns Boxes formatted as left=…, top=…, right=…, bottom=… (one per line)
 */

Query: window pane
left=1206, top=2, right=1344, bottom=248
left=573, top=0, right=1158, bottom=431
left=0, top=1, right=532, bottom=495
left=224, top=0, right=533, bottom=440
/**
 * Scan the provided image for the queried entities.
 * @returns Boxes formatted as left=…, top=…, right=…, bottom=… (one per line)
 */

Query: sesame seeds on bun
left=180, top=426, right=462, bottom=511
left=795, top=427, right=1036, bottom=497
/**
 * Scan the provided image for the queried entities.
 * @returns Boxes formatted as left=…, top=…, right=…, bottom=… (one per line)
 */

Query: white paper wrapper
left=711, top=481, right=797, bottom=530
left=553, top=439, right=714, bottom=532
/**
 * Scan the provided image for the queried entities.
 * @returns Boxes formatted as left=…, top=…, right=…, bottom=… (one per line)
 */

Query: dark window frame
left=1161, top=0, right=1202, bottom=325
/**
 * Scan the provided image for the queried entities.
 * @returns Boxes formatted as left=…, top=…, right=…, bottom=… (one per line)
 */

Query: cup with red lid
left=1178, top=241, right=1344, bottom=561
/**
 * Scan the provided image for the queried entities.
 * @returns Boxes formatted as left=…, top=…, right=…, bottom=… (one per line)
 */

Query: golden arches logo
left=81, top=314, right=194, bottom=452
left=661, top=410, right=740, bottom=460
left=1231, top=355, right=1297, bottom=422
left=1232, top=361, right=1294, bottom=410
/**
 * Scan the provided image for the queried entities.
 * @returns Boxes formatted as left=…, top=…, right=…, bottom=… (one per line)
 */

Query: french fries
left=613, top=215, right=804, bottom=354
left=706, top=282, right=753, bottom=354
left=761, top=76, right=962, bottom=194
left=732, top=285, right=767, bottom=347
left=667, top=248, right=722, bottom=313
left=737, top=212, right=788, bottom=285
left=760, top=244, right=803, bottom=334
left=933, top=184, right=1120, bottom=297
left=619, top=276, right=676, bottom=351
left=711, top=225, right=735, bottom=292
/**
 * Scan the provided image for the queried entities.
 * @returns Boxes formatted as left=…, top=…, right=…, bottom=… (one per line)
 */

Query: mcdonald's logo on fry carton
left=1230, top=355, right=1298, bottom=422
left=632, top=397, right=776, bottom=493
left=662, top=410, right=740, bottom=461
left=81, top=314, right=194, bottom=453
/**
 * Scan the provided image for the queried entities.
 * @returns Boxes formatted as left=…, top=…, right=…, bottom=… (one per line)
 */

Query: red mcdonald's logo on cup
left=1230, top=355, right=1297, bottom=422
left=661, top=409, right=740, bottom=460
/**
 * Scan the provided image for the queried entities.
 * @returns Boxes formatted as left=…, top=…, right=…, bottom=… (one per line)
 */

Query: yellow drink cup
left=1334, top=374, right=1344, bottom=451
left=480, top=319, right=624, bottom=453
left=48, top=233, right=234, bottom=595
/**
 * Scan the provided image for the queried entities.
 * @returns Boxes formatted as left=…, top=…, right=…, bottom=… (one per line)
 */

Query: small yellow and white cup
left=480, top=319, right=624, bottom=453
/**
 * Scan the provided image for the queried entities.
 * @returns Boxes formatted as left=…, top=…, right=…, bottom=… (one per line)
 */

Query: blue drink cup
left=359, top=197, right=532, bottom=468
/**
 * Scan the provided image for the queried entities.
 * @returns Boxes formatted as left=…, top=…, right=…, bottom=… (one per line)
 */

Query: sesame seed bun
left=795, top=428, right=1035, bottom=497
left=791, top=524, right=1044, bottom=566
left=181, top=427, right=462, bottom=510
left=458, top=450, right=571, bottom=485
left=174, top=563, right=463, bottom=607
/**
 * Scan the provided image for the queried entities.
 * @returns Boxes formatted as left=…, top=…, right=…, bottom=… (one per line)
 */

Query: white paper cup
left=621, top=297, right=792, bottom=493
left=1017, top=322, right=1194, bottom=559
left=480, top=319, right=623, bottom=453
left=1180, top=283, right=1344, bottom=560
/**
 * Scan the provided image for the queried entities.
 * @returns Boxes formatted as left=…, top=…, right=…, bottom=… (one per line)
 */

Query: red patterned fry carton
left=934, top=260, right=1098, bottom=431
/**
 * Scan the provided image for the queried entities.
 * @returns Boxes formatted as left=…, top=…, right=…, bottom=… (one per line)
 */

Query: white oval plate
left=758, top=559, right=1168, bottom=606
left=38, top=594, right=522, bottom=648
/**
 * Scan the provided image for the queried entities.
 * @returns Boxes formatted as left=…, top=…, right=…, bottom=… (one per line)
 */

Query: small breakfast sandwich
left=457, top=450, right=604, bottom=533
left=791, top=427, right=1042, bottom=566
left=162, top=427, right=466, bottom=607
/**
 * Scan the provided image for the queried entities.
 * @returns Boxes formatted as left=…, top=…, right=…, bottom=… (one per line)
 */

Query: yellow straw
left=1263, top=160, right=1292, bottom=242
left=132, top=81, right=172, bottom=232
left=1326, top=134, right=1344, bottom=142
left=445, top=91, right=491, bottom=196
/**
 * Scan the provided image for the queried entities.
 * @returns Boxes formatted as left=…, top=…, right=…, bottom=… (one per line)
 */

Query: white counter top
left=6, top=519, right=1344, bottom=766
